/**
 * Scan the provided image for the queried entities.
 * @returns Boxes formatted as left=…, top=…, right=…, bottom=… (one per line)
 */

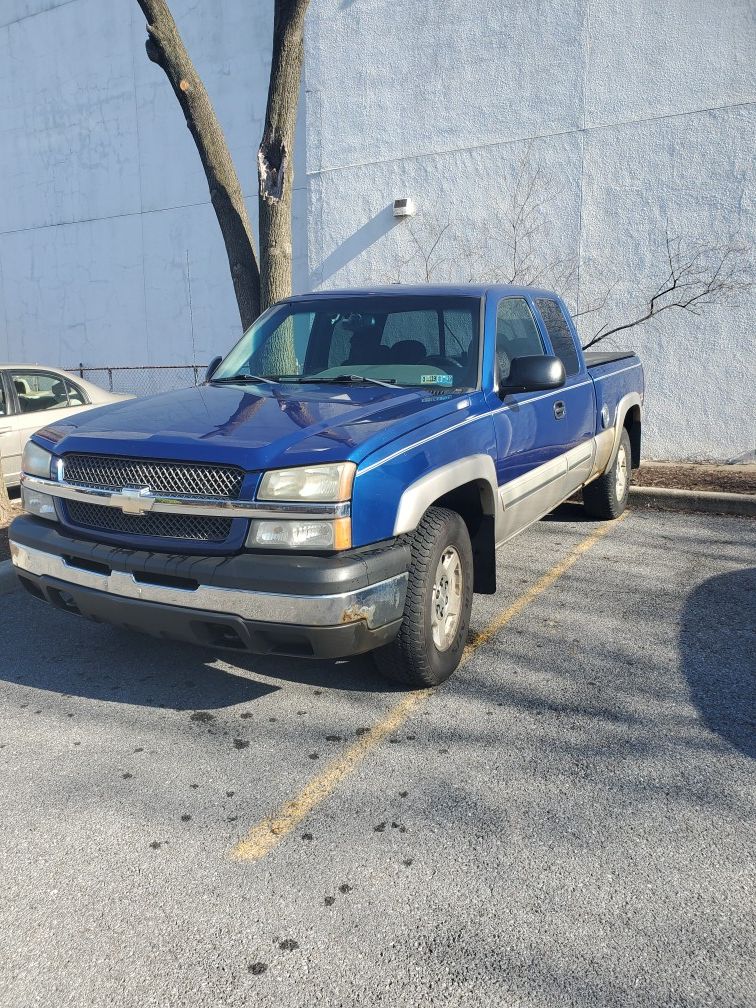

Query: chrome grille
left=66, top=501, right=233, bottom=542
left=63, top=454, right=243, bottom=499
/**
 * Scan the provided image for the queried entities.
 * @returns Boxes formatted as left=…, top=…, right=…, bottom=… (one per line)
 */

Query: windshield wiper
left=211, top=373, right=278, bottom=385
left=278, top=374, right=397, bottom=389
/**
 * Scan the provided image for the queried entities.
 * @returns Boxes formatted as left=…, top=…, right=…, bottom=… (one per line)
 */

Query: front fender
left=351, top=401, right=498, bottom=547
left=393, top=454, right=498, bottom=535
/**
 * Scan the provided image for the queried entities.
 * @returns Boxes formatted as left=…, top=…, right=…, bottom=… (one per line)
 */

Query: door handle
left=553, top=401, right=566, bottom=420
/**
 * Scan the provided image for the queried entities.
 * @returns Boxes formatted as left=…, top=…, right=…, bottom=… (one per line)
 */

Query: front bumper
left=9, top=516, right=410, bottom=659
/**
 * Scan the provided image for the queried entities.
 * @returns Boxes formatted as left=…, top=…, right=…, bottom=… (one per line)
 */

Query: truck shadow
left=541, top=501, right=586, bottom=522
left=2, top=592, right=396, bottom=710
left=680, top=566, right=756, bottom=759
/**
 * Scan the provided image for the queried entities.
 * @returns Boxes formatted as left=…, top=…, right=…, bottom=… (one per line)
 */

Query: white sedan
left=1, top=364, right=132, bottom=488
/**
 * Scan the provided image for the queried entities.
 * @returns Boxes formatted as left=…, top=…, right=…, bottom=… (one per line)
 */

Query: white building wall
left=0, top=0, right=754, bottom=459
left=304, top=0, right=756, bottom=461
left=0, top=0, right=274, bottom=370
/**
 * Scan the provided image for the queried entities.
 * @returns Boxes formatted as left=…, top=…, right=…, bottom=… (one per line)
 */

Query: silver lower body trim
left=10, top=542, right=408, bottom=630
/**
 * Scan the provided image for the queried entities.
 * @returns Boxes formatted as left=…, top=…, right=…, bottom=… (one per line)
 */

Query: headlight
left=21, top=487, right=57, bottom=521
left=247, top=518, right=351, bottom=550
left=22, top=441, right=54, bottom=478
left=257, top=462, right=355, bottom=502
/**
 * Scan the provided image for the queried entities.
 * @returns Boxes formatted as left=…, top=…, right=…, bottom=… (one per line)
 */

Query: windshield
left=212, top=295, right=481, bottom=391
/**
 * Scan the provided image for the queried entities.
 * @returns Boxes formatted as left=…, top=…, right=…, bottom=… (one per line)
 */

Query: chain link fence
left=67, top=364, right=208, bottom=397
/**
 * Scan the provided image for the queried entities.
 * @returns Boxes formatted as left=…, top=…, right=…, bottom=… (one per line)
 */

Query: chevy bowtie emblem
left=115, top=487, right=154, bottom=515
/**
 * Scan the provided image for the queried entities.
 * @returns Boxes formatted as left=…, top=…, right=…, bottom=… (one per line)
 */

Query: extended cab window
left=216, top=295, right=481, bottom=391
left=535, top=298, right=580, bottom=377
left=496, top=298, right=544, bottom=381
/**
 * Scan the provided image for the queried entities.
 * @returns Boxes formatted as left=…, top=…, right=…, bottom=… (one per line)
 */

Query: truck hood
left=41, top=382, right=471, bottom=471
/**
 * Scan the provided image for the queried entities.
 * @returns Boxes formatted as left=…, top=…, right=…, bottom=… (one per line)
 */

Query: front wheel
left=372, top=507, right=473, bottom=688
left=582, top=427, right=631, bottom=519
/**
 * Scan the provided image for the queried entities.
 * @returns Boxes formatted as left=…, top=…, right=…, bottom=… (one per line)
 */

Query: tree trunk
left=258, top=0, right=309, bottom=314
left=136, top=0, right=261, bottom=330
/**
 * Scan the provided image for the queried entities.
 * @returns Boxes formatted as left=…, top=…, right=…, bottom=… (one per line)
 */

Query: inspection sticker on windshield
left=421, top=374, right=454, bottom=386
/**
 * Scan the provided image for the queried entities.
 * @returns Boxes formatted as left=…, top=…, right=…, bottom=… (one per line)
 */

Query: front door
left=490, top=295, right=575, bottom=543
left=0, top=373, right=22, bottom=486
left=533, top=295, right=596, bottom=496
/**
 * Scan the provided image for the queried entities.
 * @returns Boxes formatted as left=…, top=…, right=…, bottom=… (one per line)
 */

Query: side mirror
left=500, top=355, right=566, bottom=395
left=204, top=356, right=223, bottom=383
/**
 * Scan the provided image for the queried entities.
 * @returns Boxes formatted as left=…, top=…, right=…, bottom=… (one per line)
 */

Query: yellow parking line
left=462, top=511, right=628, bottom=658
left=231, top=513, right=627, bottom=862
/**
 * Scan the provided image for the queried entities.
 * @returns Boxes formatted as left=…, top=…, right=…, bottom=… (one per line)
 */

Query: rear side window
left=65, top=378, right=87, bottom=405
left=0, top=377, right=7, bottom=416
left=495, top=298, right=544, bottom=381
left=536, top=298, right=580, bottom=377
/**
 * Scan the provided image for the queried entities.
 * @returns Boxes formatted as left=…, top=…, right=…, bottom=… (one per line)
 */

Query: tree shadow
left=680, top=567, right=756, bottom=758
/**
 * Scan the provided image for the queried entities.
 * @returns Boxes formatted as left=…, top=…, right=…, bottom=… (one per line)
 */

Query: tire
left=582, top=427, right=631, bottom=519
left=372, top=506, right=473, bottom=688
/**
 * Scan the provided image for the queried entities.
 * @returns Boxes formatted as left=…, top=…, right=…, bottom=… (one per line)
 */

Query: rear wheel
left=582, top=427, right=631, bottom=519
left=372, top=506, right=473, bottom=688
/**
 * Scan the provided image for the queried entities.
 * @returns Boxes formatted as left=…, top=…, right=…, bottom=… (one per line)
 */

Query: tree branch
left=581, top=228, right=754, bottom=348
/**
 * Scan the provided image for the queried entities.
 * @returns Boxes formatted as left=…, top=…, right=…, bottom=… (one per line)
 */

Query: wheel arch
left=611, top=393, right=642, bottom=470
left=622, top=403, right=642, bottom=469
left=394, top=455, right=499, bottom=594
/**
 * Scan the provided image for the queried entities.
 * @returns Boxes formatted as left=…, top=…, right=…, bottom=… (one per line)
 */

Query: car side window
left=0, top=377, right=7, bottom=416
left=64, top=378, right=87, bottom=406
left=535, top=298, right=580, bottom=377
left=10, top=370, right=72, bottom=414
left=496, top=298, right=544, bottom=381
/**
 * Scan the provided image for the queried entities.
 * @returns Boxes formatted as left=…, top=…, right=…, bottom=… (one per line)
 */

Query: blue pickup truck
left=10, top=285, right=643, bottom=687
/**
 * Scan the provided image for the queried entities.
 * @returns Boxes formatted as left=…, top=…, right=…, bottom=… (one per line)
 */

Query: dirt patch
left=634, top=464, right=756, bottom=495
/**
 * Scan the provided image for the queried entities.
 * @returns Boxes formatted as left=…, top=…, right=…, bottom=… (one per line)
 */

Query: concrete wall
left=0, top=0, right=754, bottom=459
left=304, top=0, right=756, bottom=461
left=0, top=0, right=276, bottom=370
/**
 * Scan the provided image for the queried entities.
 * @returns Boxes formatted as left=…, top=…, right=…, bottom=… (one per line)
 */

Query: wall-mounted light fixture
left=392, top=198, right=417, bottom=218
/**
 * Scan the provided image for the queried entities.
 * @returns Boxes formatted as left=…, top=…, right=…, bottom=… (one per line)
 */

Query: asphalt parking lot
left=1, top=507, right=754, bottom=1008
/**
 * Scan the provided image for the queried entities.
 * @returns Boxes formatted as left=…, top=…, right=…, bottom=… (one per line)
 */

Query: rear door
left=0, top=371, right=22, bottom=485
left=8, top=369, right=91, bottom=465
left=533, top=296, right=597, bottom=494
left=491, top=295, right=573, bottom=542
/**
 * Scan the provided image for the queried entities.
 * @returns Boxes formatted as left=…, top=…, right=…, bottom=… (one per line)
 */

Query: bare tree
left=497, top=158, right=577, bottom=292
left=581, top=230, right=754, bottom=348
left=136, top=0, right=310, bottom=332
left=386, top=151, right=580, bottom=297
left=137, top=0, right=261, bottom=329
left=384, top=162, right=753, bottom=352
